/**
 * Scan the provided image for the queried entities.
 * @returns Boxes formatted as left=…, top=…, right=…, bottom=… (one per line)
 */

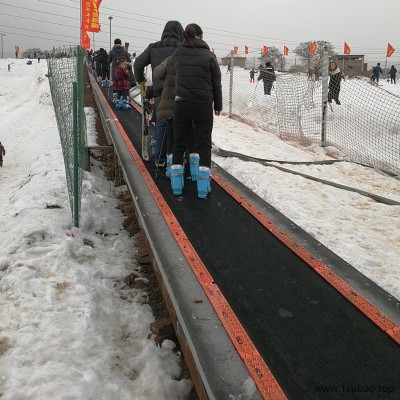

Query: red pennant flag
left=81, top=0, right=102, bottom=33
left=387, top=43, right=395, bottom=57
left=244, top=45, right=249, bottom=55
left=263, top=46, right=269, bottom=55
left=283, top=46, right=289, bottom=56
left=15, top=45, right=20, bottom=53
left=81, top=31, right=91, bottom=50
left=233, top=46, right=238, bottom=54
left=309, top=42, right=317, bottom=55
left=344, top=42, right=351, bottom=55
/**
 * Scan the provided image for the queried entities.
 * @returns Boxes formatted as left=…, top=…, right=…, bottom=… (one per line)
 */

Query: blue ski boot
left=123, top=99, right=131, bottom=110
left=166, top=154, right=173, bottom=178
left=170, top=164, right=184, bottom=195
left=189, top=153, right=200, bottom=182
left=197, top=166, right=211, bottom=199
left=116, top=96, right=123, bottom=110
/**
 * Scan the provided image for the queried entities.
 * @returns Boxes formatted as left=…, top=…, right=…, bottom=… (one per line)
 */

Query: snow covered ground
left=0, top=58, right=399, bottom=399
left=0, top=59, right=193, bottom=400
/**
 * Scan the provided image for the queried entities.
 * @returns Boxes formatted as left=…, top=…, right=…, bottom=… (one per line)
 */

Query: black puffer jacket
left=134, top=20, right=183, bottom=97
left=173, top=37, right=222, bottom=112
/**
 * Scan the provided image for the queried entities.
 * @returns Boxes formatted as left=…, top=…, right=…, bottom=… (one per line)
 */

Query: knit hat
left=114, top=38, right=122, bottom=45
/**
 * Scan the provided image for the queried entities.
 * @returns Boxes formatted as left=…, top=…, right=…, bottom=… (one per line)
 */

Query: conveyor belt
left=97, top=85, right=400, bottom=399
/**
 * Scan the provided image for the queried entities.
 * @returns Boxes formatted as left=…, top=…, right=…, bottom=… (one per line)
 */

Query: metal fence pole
left=229, top=50, right=234, bottom=117
left=72, top=81, right=79, bottom=228
left=321, top=46, right=329, bottom=146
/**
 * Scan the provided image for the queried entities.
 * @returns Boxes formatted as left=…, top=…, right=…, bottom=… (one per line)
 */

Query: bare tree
left=294, top=41, right=336, bottom=69
left=260, top=46, right=286, bottom=71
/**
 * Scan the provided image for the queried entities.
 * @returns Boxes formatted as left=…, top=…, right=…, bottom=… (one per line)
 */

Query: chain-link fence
left=224, top=52, right=400, bottom=176
left=47, top=46, right=88, bottom=226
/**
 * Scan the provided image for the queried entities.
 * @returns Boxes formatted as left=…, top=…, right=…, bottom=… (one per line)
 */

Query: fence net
left=224, top=62, right=400, bottom=176
left=47, top=46, right=88, bottom=224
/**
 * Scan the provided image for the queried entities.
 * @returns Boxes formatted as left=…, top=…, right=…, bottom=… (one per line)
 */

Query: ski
left=140, top=82, right=150, bottom=161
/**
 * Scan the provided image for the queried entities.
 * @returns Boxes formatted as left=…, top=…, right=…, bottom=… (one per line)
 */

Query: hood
left=161, top=20, right=184, bottom=42
left=330, top=67, right=341, bottom=75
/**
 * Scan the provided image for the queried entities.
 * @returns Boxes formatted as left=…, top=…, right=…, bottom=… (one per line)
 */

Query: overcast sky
left=0, top=0, right=399, bottom=66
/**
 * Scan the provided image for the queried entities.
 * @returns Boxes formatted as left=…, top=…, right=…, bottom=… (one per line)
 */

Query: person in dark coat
left=390, top=65, right=397, bottom=84
left=258, top=61, right=276, bottom=95
left=249, top=68, right=255, bottom=83
left=372, top=63, right=383, bottom=84
left=328, top=61, right=341, bottom=105
left=0, top=142, right=6, bottom=167
left=107, top=39, right=131, bottom=80
left=170, top=23, right=222, bottom=199
left=134, top=20, right=184, bottom=167
left=153, top=56, right=176, bottom=165
left=96, top=48, right=109, bottom=80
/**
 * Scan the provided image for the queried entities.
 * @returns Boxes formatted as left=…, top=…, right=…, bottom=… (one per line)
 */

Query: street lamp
left=108, top=16, right=113, bottom=51
left=0, top=33, right=5, bottom=59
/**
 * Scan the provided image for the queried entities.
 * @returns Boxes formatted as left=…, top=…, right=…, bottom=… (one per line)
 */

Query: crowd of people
left=89, top=21, right=222, bottom=199
left=84, top=26, right=397, bottom=199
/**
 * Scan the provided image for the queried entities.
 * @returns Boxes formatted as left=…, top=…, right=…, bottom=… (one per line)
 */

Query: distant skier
left=249, top=68, right=255, bottom=83
left=390, top=65, right=397, bottom=84
left=7, top=64, right=10, bottom=72
left=0, top=142, right=6, bottom=167
left=258, top=61, right=276, bottom=95
left=372, top=63, right=383, bottom=84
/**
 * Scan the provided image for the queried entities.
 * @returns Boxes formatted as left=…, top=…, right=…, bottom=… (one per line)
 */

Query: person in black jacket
left=134, top=20, right=184, bottom=167
left=390, top=65, right=397, bottom=84
left=258, top=61, right=275, bottom=95
left=97, top=48, right=109, bottom=81
left=328, top=61, right=341, bottom=105
left=108, top=39, right=131, bottom=80
left=170, top=23, right=222, bottom=199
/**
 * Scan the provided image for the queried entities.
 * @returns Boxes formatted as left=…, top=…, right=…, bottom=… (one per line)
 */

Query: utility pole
left=108, top=16, right=113, bottom=51
left=0, top=33, right=5, bottom=59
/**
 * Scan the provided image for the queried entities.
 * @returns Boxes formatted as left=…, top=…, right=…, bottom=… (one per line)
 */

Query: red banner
left=309, top=42, right=317, bottom=55
left=283, top=46, right=289, bottom=56
left=344, top=42, right=351, bottom=55
left=263, top=46, right=268, bottom=55
left=244, top=45, right=249, bottom=55
left=81, top=31, right=91, bottom=50
left=81, top=0, right=102, bottom=33
left=387, top=43, right=395, bottom=57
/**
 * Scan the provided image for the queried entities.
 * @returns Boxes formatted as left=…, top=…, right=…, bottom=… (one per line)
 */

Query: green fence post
left=72, top=81, right=79, bottom=228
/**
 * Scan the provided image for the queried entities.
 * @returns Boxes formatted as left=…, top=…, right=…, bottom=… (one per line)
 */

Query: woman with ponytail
left=170, top=23, right=222, bottom=199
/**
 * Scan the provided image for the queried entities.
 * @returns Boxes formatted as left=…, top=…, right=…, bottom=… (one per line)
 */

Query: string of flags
left=232, top=45, right=290, bottom=56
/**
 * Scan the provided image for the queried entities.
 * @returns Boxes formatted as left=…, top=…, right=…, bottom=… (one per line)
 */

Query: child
left=112, top=58, right=131, bottom=109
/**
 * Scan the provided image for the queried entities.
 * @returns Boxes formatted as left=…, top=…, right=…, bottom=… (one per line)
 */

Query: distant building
left=221, top=53, right=246, bottom=69
left=334, top=55, right=368, bottom=77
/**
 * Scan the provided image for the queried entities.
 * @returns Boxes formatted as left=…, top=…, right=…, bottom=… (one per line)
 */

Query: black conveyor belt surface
left=112, top=100, right=400, bottom=399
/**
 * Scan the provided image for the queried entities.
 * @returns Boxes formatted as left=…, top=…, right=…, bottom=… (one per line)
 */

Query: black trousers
left=173, top=101, right=213, bottom=168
